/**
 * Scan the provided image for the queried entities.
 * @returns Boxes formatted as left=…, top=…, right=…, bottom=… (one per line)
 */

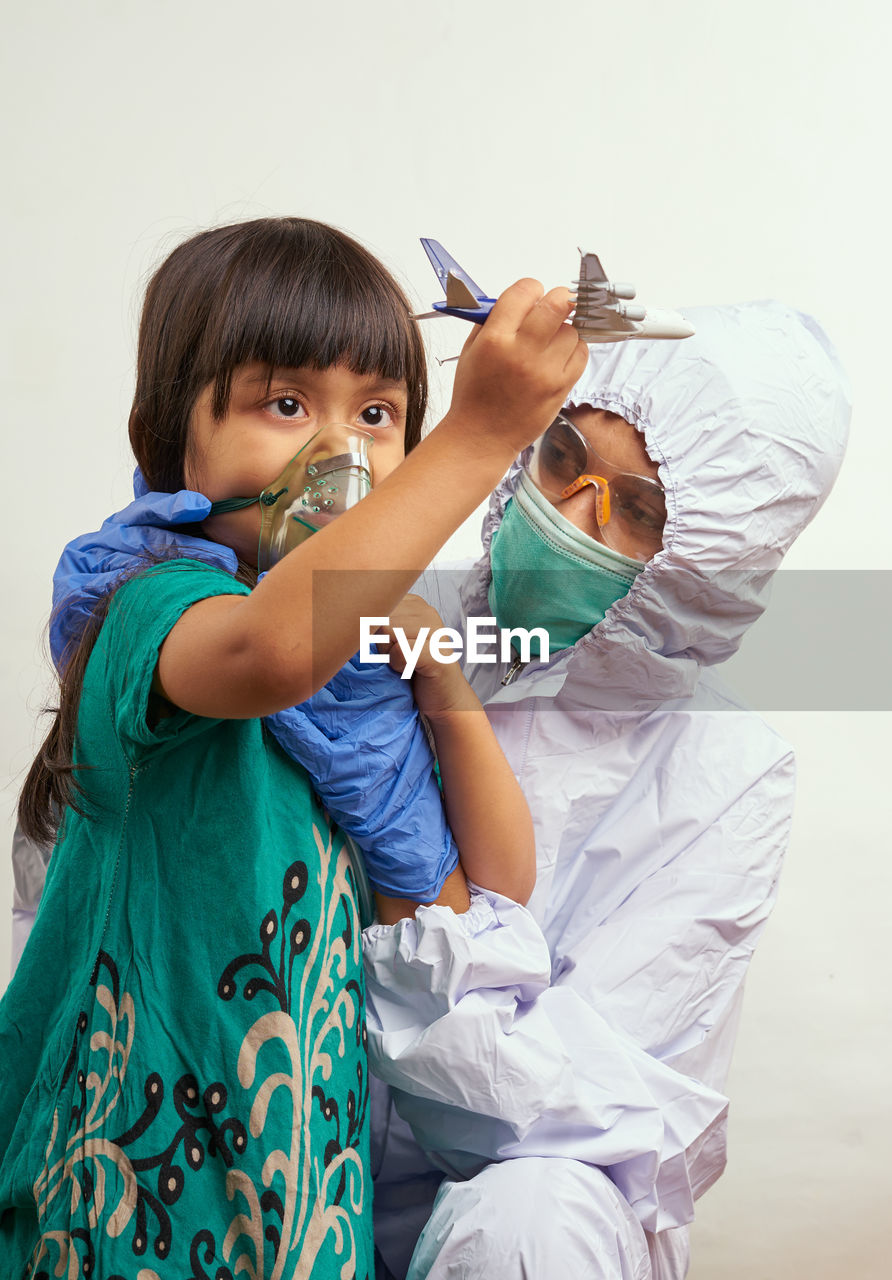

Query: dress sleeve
left=90, top=559, right=250, bottom=757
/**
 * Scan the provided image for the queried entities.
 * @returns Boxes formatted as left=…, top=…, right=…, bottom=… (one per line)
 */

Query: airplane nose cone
left=642, top=310, right=696, bottom=339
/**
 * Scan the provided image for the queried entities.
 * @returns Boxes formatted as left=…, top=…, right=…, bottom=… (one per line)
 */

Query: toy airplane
left=415, top=238, right=694, bottom=343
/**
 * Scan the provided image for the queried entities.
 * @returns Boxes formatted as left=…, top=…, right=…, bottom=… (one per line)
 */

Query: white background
left=1, top=3, right=889, bottom=1276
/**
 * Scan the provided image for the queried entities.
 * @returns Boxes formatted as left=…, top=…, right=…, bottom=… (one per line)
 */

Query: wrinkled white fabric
left=365, top=301, right=851, bottom=1278
left=364, top=890, right=728, bottom=1231
left=9, top=824, right=50, bottom=974
left=407, top=1157, right=652, bottom=1280
left=10, top=912, right=35, bottom=975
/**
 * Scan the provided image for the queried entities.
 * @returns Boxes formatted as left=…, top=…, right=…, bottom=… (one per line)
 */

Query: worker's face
left=531, top=407, right=664, bottom=561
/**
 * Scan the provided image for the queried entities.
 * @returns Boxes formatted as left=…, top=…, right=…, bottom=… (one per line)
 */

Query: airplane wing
left=572, top=250, right=693, bottom=342
left=572, top=251, right=638, bottom=333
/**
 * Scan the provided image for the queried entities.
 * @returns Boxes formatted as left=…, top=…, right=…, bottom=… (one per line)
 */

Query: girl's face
left=186, top=362, right=408, bottom=562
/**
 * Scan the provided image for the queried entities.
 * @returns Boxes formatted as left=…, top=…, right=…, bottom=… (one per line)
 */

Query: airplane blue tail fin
left=420, top=239, right=487, bottom=302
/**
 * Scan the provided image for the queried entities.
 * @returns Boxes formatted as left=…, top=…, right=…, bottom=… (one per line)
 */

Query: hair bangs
left=199, top=223, right=424, bottom=435
left=130, top=218, right=428, bottom=495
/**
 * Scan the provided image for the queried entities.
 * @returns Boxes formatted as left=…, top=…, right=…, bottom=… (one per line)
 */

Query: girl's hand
left=447, top=279, right=589, bottom=456
left=384, top=594, right=536, bottom=908
left=383, top=594, right=476, bottom=722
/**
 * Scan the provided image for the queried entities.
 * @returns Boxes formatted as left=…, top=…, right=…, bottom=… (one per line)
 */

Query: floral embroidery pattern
left=27, top=823, right=368, bottom=1280
left=216, top=826, right=368, bottom=1280
left=29, top=953, right=245, bottom=1278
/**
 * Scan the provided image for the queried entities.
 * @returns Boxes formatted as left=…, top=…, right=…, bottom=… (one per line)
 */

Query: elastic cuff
left=362, top=888, right=497, bottom=948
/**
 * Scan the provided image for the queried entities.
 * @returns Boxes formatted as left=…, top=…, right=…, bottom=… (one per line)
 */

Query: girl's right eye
left=265, top=396, right=307, bottom=420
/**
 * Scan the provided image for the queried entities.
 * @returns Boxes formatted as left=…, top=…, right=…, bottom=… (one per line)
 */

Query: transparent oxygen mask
left=208, top=423, right=375, bottom=572
left=258, top=423, right=375, bottom=570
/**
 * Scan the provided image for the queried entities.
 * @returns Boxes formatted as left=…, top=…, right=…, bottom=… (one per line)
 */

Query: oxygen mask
left=208, top=423, right=375, bottom=571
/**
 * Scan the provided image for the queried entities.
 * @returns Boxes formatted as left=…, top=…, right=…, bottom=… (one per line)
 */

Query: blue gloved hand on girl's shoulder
left=50, top=483, right=457, bottom=902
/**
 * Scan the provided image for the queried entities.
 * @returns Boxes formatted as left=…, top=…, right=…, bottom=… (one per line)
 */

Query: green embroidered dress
left=0, top=561, right=373, bottom=1279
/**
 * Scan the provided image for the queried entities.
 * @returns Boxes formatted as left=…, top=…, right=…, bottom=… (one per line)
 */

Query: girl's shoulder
left=111, top=555, right=248, bottom=607
left=102, top=556, right=248, bottom=648
left=85, top=559, right=250, bottom=757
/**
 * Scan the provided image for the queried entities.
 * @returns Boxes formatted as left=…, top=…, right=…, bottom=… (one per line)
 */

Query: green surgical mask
left=488, top=471, right=644, bottom=656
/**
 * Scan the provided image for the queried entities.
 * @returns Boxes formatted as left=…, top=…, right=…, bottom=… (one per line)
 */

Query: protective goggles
left=526, top=413, right=666, bottom=562
left=208, top=423, right=374, bottom=571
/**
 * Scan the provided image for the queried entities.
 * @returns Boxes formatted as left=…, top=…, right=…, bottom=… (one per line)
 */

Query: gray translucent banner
left=312, top=568, right=892, bottom=712
left=719, top=570, right=891, bottom=711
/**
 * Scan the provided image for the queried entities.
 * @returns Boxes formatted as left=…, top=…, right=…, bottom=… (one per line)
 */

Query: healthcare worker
left=10, top=300, right=850, bottom=1279
left=361, top=300, right=851, bottom=1279
left=10, top=827, right=48, bottom=974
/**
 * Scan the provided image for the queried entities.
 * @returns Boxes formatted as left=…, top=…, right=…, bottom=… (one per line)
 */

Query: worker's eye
left=613, top=494, right=665, bottom=532
left=541, top=439, right=579, bottom=480
left=541, top=422, right=586, bottom=477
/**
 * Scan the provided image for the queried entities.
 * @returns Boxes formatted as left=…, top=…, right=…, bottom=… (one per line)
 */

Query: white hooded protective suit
left=363, top=301, right=851, bottom=1280
left=10, top=826, right=49, bottom=973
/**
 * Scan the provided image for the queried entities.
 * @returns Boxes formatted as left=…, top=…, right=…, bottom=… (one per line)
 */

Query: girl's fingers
left=387, top=631, right=406, bottom=674
left=449, top=273, right=589, bottom=454
left=565, top=331, right=590, bottom=380
left=548, top=319, right=589, bottom=375
left=518, top=286, right=577, bottom=346
left=483, top=278, right=545, bottom=338
left=460, top=324, right=481, bottom=353
left=372, top=623, right=397, bottom=665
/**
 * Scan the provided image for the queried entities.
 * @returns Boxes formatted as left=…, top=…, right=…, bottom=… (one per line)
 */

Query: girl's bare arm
left=373, top=595, right=535, bottom=924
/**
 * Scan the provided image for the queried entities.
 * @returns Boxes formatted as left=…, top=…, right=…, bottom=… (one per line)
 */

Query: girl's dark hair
left=20, top=217, right=428, bottom=845
left=131, top=217, right=428, bottom=488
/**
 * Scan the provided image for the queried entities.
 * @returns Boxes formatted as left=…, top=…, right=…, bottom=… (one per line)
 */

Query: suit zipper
left=501, top=651, right=527, bottom=686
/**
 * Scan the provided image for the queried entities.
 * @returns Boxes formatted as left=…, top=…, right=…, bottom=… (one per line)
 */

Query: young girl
left=2, top=217, right=587, bottom=1279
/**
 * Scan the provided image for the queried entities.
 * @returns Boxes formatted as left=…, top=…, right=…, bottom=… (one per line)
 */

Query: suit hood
left=460, top=301, right=851, bottom=709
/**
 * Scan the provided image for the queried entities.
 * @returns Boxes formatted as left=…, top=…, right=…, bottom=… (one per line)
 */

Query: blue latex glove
left=267, top=655, right=459, bottom=902
left=51, top=474, right=458, bottom=901
left=50, top=485, right=237, bottom=669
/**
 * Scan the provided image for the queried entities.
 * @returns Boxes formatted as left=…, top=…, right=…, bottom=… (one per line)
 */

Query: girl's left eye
left=267, top=396, right=307, bottom=419
left=359, top=405, right=394, bottom=429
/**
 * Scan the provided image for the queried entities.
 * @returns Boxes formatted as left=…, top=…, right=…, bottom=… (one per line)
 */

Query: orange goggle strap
left=559, top=474, right=611, bottom=523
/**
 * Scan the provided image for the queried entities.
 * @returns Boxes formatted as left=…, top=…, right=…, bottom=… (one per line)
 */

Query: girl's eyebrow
left=239, top=366, right=288, bottom=386
left=366, top=379, right=408, bottom=395
left=240, top=367, right=406, bottom=394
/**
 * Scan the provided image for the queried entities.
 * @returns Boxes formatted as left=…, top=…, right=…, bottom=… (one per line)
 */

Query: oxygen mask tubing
left=208, top=424, right=375, bottom=571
